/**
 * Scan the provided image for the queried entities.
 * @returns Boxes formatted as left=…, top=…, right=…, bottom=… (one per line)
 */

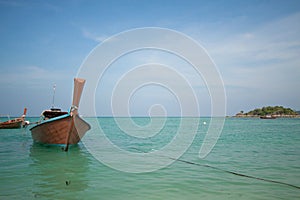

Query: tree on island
left=236, top=106, right=299, bottom=117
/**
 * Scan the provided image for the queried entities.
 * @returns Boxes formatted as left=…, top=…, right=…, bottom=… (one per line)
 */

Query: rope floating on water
left=130, top=147, right=300, bottom=190
left=170, top=157, right=300, bottom=190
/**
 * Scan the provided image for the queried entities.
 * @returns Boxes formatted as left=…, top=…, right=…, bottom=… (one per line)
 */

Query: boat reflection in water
left=29, top=143, right=90, bottom=199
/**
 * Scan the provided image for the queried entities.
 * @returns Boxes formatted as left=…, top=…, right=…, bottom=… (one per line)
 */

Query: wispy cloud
left=0, top=65, right=74, bottom=115
left=0, top=0, right=61, bottom=12
left=184, top=12, right=300, bottom=113
left=206, top=12, right=300, bottom=83
left=82, top=28, right=108, bottom=43
left=0, top=65, right=68, bottom=89
left=0, top=0, right=24, bottom=7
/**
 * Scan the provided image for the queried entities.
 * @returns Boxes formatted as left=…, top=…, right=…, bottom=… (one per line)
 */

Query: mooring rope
left=169, top=157, right=300, bottom=190
left=130, top=147, right=299, bottom=190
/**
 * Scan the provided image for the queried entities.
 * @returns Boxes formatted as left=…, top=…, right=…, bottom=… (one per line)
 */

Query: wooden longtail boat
left=0, top=108, right=28, bottom=129
left=30, top=78, right=90, bottom=151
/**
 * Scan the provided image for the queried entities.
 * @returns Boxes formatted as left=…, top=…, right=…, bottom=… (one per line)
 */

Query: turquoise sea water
left=0, top=117, right=300, bottom=199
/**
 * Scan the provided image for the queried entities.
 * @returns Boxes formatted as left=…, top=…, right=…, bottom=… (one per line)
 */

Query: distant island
left=235, top=106, right=300, bottom=118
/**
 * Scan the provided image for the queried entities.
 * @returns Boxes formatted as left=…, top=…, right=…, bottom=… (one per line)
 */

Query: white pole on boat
left=51, top=83, right=56, bottom=108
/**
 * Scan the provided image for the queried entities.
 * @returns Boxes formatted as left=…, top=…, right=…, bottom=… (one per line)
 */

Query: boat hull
left=260, top=116, right=276, bottom=119
left=0, top=119, right=23, bottom=129
left=30, top=114, right=90, bottom=145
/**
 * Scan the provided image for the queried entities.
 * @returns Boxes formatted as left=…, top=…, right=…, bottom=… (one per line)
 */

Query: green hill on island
left=236, top=106, right=299, bottom=118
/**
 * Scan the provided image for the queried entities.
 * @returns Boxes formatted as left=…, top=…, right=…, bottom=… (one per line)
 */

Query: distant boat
left=30, top=78, right=90, bottom=151
left=0, top=108, right=28, bottom=129
left=260, top=115, right=276, bottom=119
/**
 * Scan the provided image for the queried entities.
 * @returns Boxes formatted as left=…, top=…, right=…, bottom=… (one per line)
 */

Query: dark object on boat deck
left=42, top=108, right=68, bottom=120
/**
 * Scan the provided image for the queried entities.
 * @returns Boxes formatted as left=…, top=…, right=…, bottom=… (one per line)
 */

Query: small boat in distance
left=30, top=78, right=90, bottom=151
left=0, top=108, right=28, bottom=129
left=260, top=115, right=276, bottom=119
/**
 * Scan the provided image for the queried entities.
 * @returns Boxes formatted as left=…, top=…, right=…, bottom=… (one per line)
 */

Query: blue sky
left=0, top=0, right=300, bottom=116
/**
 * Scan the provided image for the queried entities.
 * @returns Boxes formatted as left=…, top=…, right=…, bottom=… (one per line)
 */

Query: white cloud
left=226, top=13, right=297, bottom=59
left=82, top=28, right=109, bottom=43
left=185, top=12, right=300, bottom=114
left=0, top=65, right=75, bottom=116
left=0, top=65, right=68, bottom=89
left=205, top=12, right=300, bottom=83
left=0, top=0, right=23, bottom=7
left=79, top=13, right=300, bottom=115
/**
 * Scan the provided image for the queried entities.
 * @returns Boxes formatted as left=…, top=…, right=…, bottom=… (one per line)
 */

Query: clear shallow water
left=0, top=117, right=300, bottom=199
